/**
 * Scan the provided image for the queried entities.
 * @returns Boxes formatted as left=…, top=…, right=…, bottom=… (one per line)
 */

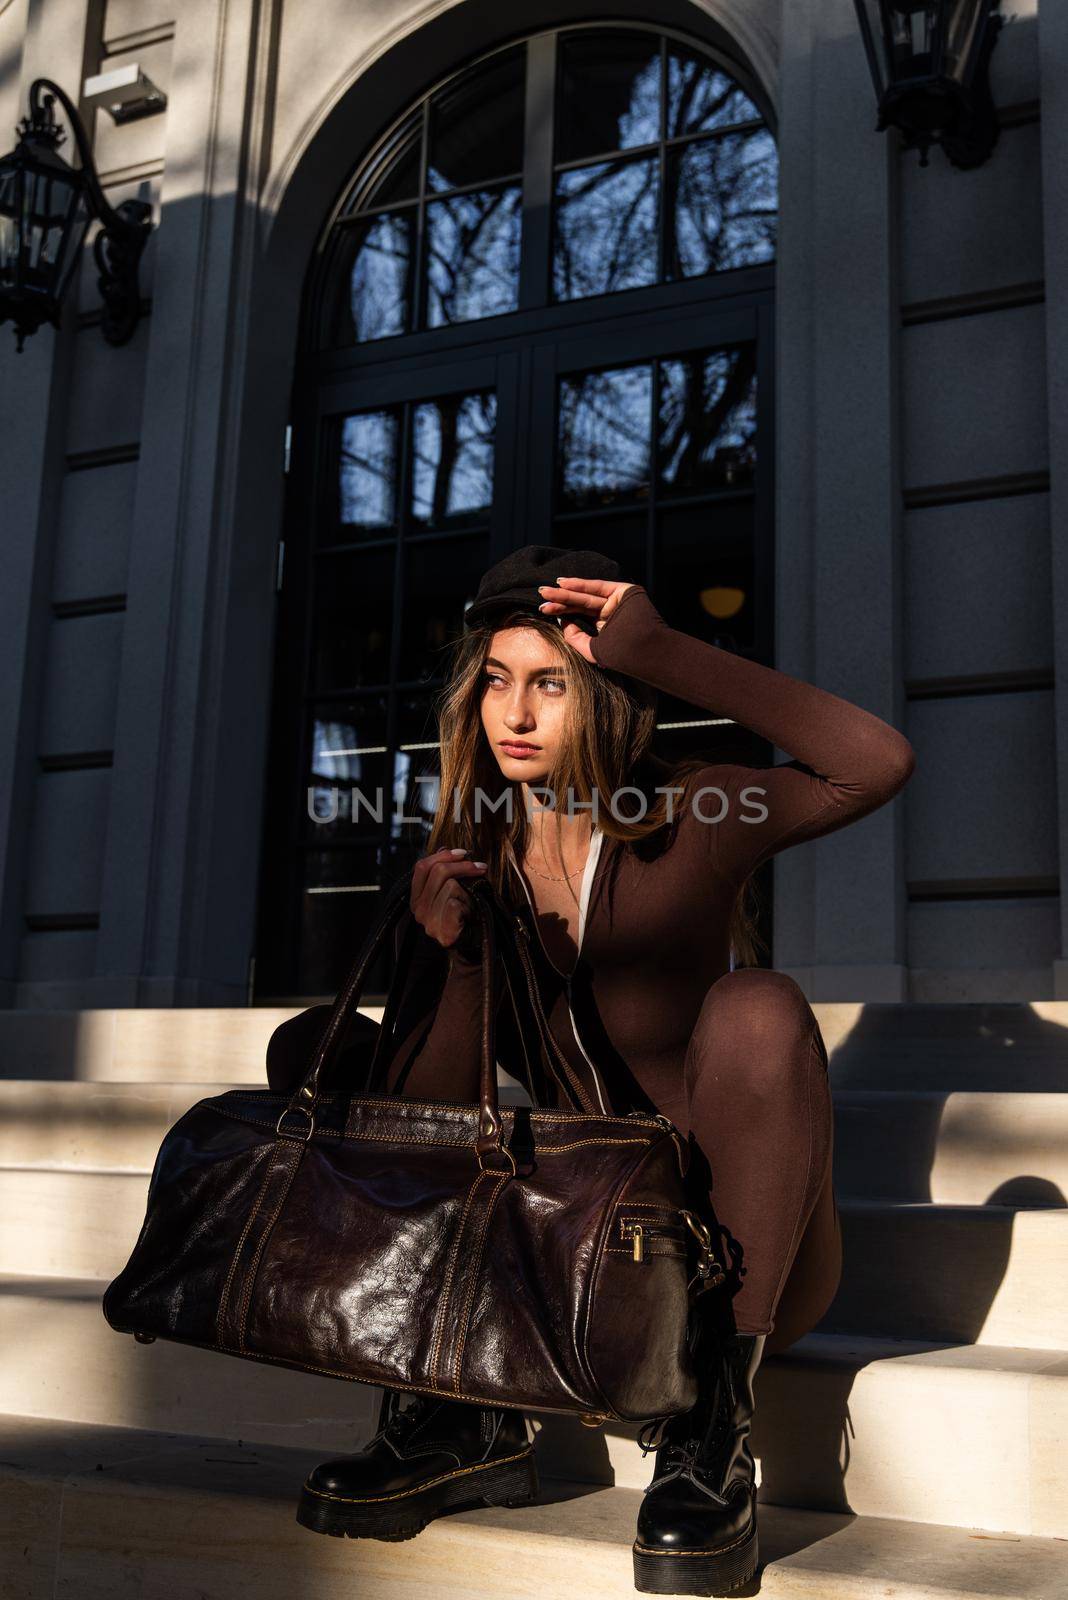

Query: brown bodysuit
left=383, top=583, right=916, bottom=1349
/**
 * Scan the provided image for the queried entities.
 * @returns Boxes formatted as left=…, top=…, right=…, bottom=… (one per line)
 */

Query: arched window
left=256, top=22, right=778, bottom=998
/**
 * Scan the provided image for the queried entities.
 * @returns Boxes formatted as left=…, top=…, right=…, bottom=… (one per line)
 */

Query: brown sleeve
left=588, top=583, right=916, bottom=884
left=382, top=908, right=516, bottom=1103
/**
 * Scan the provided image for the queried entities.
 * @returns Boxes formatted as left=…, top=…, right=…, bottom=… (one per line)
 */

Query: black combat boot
left=296, top=1387, right=538, bottom=1541
left=632, top=1313, right=768, bottom=1596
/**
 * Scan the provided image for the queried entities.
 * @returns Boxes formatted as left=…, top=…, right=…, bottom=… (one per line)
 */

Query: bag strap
left=280, top=868, right=569, bottom=1168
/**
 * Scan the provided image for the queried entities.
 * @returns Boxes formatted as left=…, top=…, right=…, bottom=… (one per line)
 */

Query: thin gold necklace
left=526, top=860, right=586, bottom=882
left=524, top=834, right=590, bottom=882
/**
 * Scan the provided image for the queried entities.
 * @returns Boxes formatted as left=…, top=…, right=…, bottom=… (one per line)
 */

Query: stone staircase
left=2, top=1002, right=1067, bottom=1598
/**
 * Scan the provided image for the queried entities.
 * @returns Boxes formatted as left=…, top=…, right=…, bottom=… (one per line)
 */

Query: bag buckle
left=679, top=1208, right=726, bottom=1290
left=477, top=1141, right=517, bottom=1176
left=276, top=1103, right=316, bottom=1142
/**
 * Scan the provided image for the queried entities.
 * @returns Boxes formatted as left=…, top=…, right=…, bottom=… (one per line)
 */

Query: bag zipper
left=619, top=1216, right=687, bottom=1262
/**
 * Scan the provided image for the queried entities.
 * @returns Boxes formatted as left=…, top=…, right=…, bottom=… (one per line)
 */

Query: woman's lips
left=500, top=741, right=541, bottom=757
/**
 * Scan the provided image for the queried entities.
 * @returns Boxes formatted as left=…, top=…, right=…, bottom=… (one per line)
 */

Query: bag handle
left=366, top=884, right=597, bottom=1114
left=279, top=868, right=513, bottom=1171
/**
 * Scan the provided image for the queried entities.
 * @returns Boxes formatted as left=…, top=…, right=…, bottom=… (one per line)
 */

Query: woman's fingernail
left=449, top=847, right=468, bottom=855
left=473, top=861, right=488, bottom=868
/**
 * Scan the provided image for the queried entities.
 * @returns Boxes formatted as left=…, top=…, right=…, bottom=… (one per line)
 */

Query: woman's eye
left=482, top=672, right=565, bottom=693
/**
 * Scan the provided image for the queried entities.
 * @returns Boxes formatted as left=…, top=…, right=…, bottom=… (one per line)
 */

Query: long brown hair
left=424, top=608, right=765, bottom=968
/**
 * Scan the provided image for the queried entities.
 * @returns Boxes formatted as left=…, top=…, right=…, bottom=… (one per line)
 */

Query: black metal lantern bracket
left=1, top=78, right=153, bottom=351
left=854, top=1, right=1006, bottom=171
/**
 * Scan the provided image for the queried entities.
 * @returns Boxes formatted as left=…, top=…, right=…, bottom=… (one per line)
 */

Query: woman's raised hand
left=535, top=576, right=639, bottom=663
left=410, top=846, right=488, bottom=954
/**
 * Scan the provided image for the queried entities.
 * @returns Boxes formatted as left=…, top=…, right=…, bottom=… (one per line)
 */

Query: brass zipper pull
left=630, top=1223, right=644, bottom=1262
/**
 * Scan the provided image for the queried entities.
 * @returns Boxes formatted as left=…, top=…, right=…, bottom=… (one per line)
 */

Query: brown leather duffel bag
left=102, top=869, right=724, bottom=1425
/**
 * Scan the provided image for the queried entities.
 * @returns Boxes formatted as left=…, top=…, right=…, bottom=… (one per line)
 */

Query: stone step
left=5, top=1163, right=1066, bottom=1351
left=3, top=1001, right=1068, bottom=1090
left=0, top=1276, right=378, bottom=1456
left=543, top=1333, right=1068, bottom=1538
left=0, top=1005, right=386, bottom=1084
left=4, top=1081, right=1068, bottom=1211
left=832, top=1090, right=1068, bottom=1203
left=5, top=1412, right=1067, bottom=1600
left=824, top=1201, right=1068, bottom=1350
left=819, top=1002, right=1068, bottom=1092
left=3, top=1279, right=1065, bottom=1535
left=0, top=1077, right=529, bottom=1173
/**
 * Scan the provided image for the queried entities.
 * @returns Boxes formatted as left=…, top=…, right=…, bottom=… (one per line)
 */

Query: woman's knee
left=684, top=967, right=819, bottom=1101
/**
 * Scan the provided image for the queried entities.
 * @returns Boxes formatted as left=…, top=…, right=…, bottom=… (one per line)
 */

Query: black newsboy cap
left=463, top=544, right=622, bottom=632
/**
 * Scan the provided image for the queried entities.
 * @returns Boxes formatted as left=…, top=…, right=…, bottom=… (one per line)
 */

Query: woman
left=296, top=544, right=915, bottom=1594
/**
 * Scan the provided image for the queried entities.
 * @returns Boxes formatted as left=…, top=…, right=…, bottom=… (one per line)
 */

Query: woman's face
left=479, top=625, right=571, bottom=785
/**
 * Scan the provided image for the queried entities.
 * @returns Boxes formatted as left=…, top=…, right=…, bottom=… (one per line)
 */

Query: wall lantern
left=853, top=1, right=1004, bottom=169
left=0, top=78, right=153, bottom=353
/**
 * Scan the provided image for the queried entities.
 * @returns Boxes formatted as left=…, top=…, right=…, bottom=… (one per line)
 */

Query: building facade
left=0, top=0, right=1059, bottom=1010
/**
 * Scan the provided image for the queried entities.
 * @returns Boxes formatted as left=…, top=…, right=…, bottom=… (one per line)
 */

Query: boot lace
left=373, top=1391, right=436, bottom=1449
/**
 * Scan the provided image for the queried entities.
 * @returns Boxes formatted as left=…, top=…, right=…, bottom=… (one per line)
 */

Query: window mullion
left=518, top=31, right=557, bottom=311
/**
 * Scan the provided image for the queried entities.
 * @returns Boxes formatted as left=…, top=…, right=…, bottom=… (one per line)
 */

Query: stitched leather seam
left=393, top=1441, right=464, bottom=1462
left=429, top=1170, right=492, bottom=1389
left=582, top=1140, right=668, bottom=1412
left=223, top=1090, right=668, bottom=1131
left=633, top=1525, right=753, bottom=1558
left=236, top=1139, right=303, bottom=1352
left=215, top=1147, right=280, bottom=1343
left=205, top=1105, right=651, bottom=1154
left=301, top=1446, right=534, bottom=1504
left=451, top=1171, right=511, bottom=1395
left=207, top=1338, right=603, bottom=1413
left=603, top=1243, right=686, bottom=1256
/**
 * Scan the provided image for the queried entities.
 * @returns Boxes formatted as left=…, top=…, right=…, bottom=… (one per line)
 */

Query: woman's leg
left=661, top=967, right=842, bottom=1353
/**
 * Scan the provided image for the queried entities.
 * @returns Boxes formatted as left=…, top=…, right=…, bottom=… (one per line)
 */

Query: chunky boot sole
left=632, top=1508, right=758, bottom=1596
left=296, top=1445, right=539, bottom=1542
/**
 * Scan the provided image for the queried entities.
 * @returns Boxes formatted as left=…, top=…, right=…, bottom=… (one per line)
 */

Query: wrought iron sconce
left=853, top=0, right=1004, bottom=169
left=0, top=78, right=154, bottom=352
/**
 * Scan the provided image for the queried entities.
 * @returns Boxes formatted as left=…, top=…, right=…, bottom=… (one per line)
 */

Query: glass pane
left=558, top=364, right=653, bottom=510
left=344, top=111, right=422, bottom=212
left=300, top=845, right=388, bottom=996
left=944, top=0, right=987, bottom=85
left=425, top=185, right=521, bottom=327
left=666, top=49, right=764, bottom=137
left=411, top=391, right=496, bottom=532
left=657, top=499, right=756, bottom=653
left=326, top=212, right=413, bottom=345
left=553, top=156, right=658, bottom=302
left=394, top=691, right=444, bottom=848
left=305, top=698, right=391, bottom=843
left=549, top=514, right=647, bottom=584
left=328, top=408, right=401, bottom=543
left=428, top=46, right=525, bottom=192
left=667, top=131, right=778, bottom=278
left=399, top=532, right=490, bottom=685
left=557, top=31, right=661, bottom=162
left=659, top=347, right=758, bottom=495
left=312, top=546, right=395, bottom=692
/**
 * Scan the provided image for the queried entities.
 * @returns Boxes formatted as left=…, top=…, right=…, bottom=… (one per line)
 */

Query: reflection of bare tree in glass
left=412, top=392, right=497, bottom=528
left=346, top=215, right=410, bottom=342
left=339, top=413, right=398, bottom=529
left=667, top=131, right=777, bottom=276
left=558, top=366, right=652, bottom=507
left=426, top=187, right=521, bottom=326
left=554, top=159, right=658, bottom=301
left=661, top=349, right=757, bottom=493
left=667, top=55, right=759, bottom=137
